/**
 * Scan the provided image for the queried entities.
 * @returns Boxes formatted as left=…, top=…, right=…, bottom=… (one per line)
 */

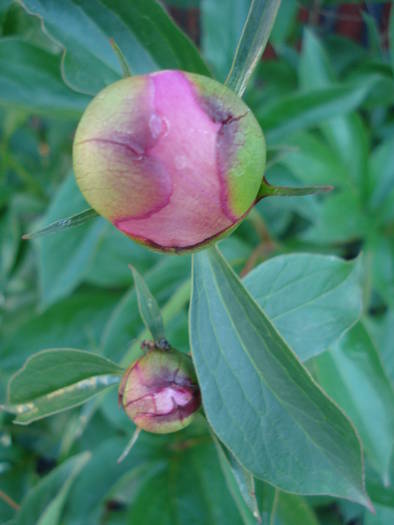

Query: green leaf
left=120, top=280, right=191, bottom=367
left=127, top=440, right=243, bottom=524
left=213, top=435, right=260, bottom=524
left=0, top=38, right=89, bottom=116
left=36, top=174, right=105, bottom=308
left=302, top=191, right=367, bottom=244
left=35, top=456, right=89, bottom=525
left=299, top=30, right=370, bottom=188
left=6, top=349, right=123, bottom=424
left=368, top=136, right=394, bottom=225
left=367, top=480, right=394, bottom=508
left=377, top=310, right=394, bottom=385
left=0, top=204, right=20, bottom=285
left=313, top=322, right=394, bottom=482
left=259, top=83, right=372, bottom=142
left=86, top=226, right=159, bottom=288
left=63, top=437, right=163, bottom=525
left=0, top=290, right=121, bottom=386
left=190, top=246, right=369, bottom=506
left=225, top=0, right=280, bottom=96
left=365, top=505, right=394, bottom=525
left=269, top=0, right=298, bottom=47
left=368, top=236, right=394, bottom=309
left=21, top=0, right=210, bottom=95
left=260, top=484, right=319, bottom=525
left=201, top=0, right=250, bottom=82
left=15, top=452, right=90, bottom=525
left=101, top=256, right=190, bottom=361
left=279, top=132, right=350, bottom=189
left=390, top=5, right=394, bottom=73
left=129, top=265, right=166, bottom=343
left=243, top=253, right=363, bottom=361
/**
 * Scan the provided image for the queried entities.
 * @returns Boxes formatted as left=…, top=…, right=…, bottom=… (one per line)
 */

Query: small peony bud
left=73, top=70, right=265, bottom=252
left=119, top=349, right=201, bottom=434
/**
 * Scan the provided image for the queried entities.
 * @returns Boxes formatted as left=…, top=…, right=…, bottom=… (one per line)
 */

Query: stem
left=109, top=39, right=132, bottom=78
left=225, top=0, right=281, bottom=96
left=269, top=488, right=279, bottom=525
left=0, top=490, right=20, bottom=511
left=117, top=427, right=141, bottom=463
left=121, top=279, right=191, bottom=367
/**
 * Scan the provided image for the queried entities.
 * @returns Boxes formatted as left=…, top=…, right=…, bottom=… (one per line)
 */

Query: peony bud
left=73, top=70, right=265, bottom=252
left=118, top=349, right=201, bottom=434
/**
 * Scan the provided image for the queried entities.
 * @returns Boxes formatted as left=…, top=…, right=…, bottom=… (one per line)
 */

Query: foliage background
left=0, top=1, right=393, bottom=524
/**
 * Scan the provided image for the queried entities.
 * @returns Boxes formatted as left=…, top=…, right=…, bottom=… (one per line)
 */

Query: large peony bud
left=118, top=349, right=201, bottom=434
left=73, top=70, right=265, bottom=252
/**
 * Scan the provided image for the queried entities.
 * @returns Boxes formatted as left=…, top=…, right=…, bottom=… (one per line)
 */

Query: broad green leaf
left=15, top=452, right=90, bottom=525
left=362, top=12, right=383, bottom=56
left=36, top=455, right=88, bottom=525
left=213, top=435, right=259, bottom=524
left=313, top=322, right=394, bottom=481
left=269, top=0, right=297, bottom=46
left=130, top=266, right=166, bottom=342
left=365, top=504, right=394, bottom=525
left=0, top=205, right=20, bottom=286
left=368, top=136, right=394, bottom=225
left=378, top=310, right=394, bottom=384
left=0, top=38, right=89, bottom=116
left=299, top=30, right=370, bottom=188
left=321, top=113, right=369, bottom=191
left=201, top=0, right=250, bottom=82
left=280, top=132, right=350, bottom=189
left=225, top=0, right=280, bottom=96
left=301, top=191, right=367, bottom=244
left=0, top=0, right=12, bottom=14
left=299, top=29, right=334, bottom=89
left=63, top=437, right=163, bottom=525
left=190, top=246, right=369, bottom=506
left=21, top=0, right=210, bottom=95
left=259, top=83, right=372, bottom=142
left=259, top=483, right=319, bottom=525
left=0, top=289, right=121, bottom=384
left=127, top=440, right=243, bottom=525
left=367, top=479, right=394, bottom=508
left=367, top=236, right=394, bottom=309
left=86, top=226, right=159, bottom=288
left=243, top=253, right=362, bottom=361
left=36, top=174, right=105, bottom=308
left=7, top=348, right=123, bottom=424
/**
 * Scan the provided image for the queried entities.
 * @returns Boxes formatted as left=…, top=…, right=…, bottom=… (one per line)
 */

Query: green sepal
left=22, top=208, right=98, bottom=240
left=256, top=176, right=333, bottom=201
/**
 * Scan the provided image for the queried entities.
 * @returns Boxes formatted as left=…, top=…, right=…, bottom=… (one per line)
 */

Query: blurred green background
left=0, top=1, right=393, bottom=524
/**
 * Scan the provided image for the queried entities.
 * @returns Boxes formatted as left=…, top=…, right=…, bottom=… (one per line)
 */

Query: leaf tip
left=365, top=495, right=375, bottom=514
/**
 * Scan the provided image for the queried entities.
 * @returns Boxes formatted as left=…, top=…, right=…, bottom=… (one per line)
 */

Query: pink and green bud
left=118, top=349, right=201, bottom=434
left=73, top=70, right=265, bottom=252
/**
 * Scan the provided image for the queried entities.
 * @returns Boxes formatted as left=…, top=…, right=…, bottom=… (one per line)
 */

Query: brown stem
left=0, top=490, right=20, bottom=511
